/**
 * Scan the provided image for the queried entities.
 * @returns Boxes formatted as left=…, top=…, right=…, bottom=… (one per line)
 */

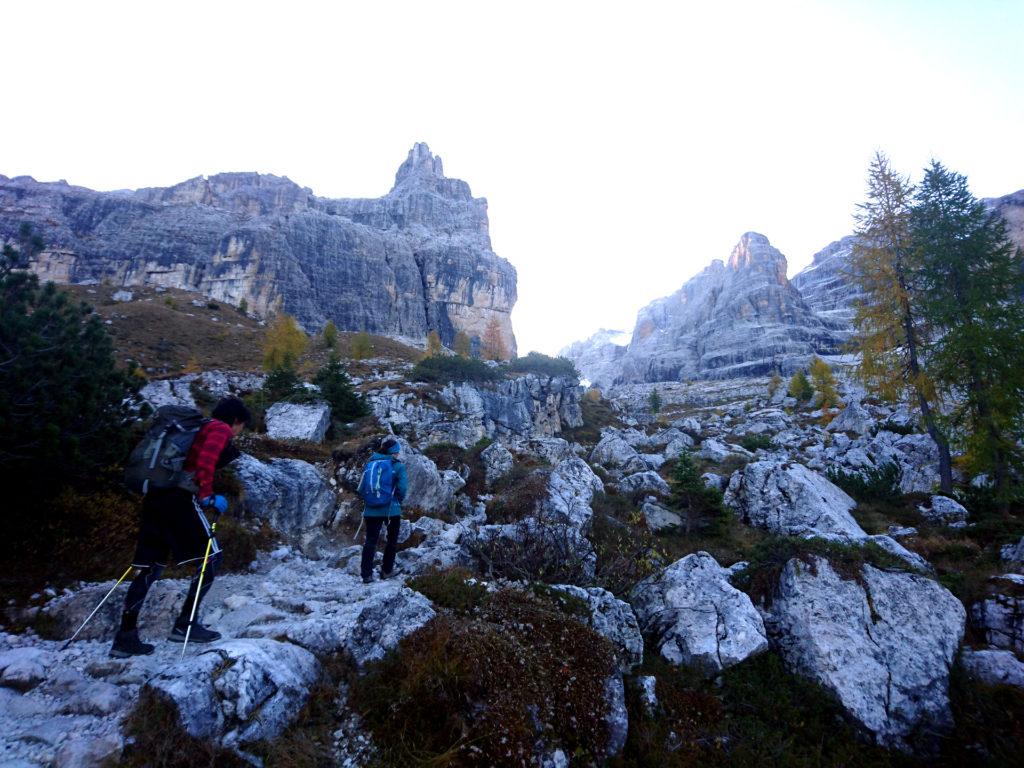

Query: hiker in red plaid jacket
left=110, top=396, right=249, bottom=658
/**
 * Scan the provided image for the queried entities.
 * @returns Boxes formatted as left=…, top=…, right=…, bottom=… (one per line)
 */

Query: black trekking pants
left=360, top=516, right=401, bottom=579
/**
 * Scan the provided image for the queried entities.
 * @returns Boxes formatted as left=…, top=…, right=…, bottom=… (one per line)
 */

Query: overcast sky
left=3, top=1, right=1022, bottom=355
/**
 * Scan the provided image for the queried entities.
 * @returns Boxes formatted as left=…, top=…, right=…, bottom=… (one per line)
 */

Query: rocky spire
left=393, top=142, right=445, bottom=186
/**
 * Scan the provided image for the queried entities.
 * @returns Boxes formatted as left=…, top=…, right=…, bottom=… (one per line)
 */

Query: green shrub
left=671, top=452, right=729, bottom=537
left=739, top=433, right=773, bottom=452
left=262, top=363, right=302, bottom=401
left=505, top=351, right=580, bottom=379
left=787, top=370, right=814, bottom=403
left=826, top=462, right=902, bottom=503
left=350, top=590, right=617, bottom=765
left=412, top=354, right=503, bottom=383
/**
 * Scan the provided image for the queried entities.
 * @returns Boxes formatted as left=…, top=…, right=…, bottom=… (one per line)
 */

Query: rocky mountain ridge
left=0, top=143, right=517, bottom=354
left=565, top=188, right=1023, bottom=387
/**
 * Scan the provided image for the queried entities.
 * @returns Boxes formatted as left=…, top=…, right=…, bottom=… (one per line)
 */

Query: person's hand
left=203, top=495, right=229, bottom=515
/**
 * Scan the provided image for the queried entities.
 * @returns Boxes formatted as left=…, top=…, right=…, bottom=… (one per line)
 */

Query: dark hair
left=212, top=396, right=252, bottom=426
left=380, top=436, right=400, bottom=454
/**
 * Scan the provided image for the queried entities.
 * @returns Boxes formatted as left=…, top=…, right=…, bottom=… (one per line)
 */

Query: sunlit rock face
left=0, top=143, right=517, bottom=354
left=611, top=233, right=847, bottom=383
left=559, top=328, right=630, bottom=390
left=790, top=235, right=862, bottom=331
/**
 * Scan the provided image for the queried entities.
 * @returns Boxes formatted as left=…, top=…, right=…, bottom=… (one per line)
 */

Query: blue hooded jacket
left=358, top=451, right=408, bottom=517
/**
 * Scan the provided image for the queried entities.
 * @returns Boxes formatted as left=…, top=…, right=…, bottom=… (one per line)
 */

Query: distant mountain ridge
left=0, top=143, right=517, bottom=354
left=564, top=188, right=1024, bottom=387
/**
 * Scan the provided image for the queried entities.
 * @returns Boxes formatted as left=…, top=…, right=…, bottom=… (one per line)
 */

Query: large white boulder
left=629, top=552, right=768, bottom=673
left=265, top=401, right=331, bottom=442
left=541, top=457, right=604, bottom=531
left=146, top=639, right=319, bottom=747
left=234, top=454, right=336, bottom=551
left=479, top=442, right=514, bottom=488
left=617, top=471, right=670, bottom=497
left=402, top=451, right=466, bottom=514
left=724, top=461, right=862, bottom=540
left=971, top=575, right=1024, bottom=654
left=763, top=556, right=965, bottom=749
left=589, top=435, right=647, bottom=475
left=827, top=400, right=875, bottom=435
left=918, top=495, right=970, bottom=525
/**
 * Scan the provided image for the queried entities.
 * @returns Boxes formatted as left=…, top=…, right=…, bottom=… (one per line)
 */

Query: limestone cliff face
left=558, top=329, right=630, bottom=390
left=0, top=143, right=517, bottom=354
left=577, top=233, right=847, bottom=384
left=790, top=235, right=862, bottom=329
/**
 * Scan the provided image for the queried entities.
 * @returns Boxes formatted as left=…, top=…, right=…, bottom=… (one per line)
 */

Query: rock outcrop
left=0, top=143, right=517, bottom=353
left=558, top=329, right=630, bottom=390
left=763, top=556, right=965, bottom=750
left=630, top=552, right=768, bottom=673
left=789, top=236, right=862, bottom=330
left=568, top=233, right=847, bottom=385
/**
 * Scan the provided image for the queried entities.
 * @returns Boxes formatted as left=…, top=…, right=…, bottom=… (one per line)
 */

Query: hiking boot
left=168, top=620, right=222, bottom=644
left=109, top=629, right=155, bottom=658
left=362, top=575, right=374, bottom=585
left=379, top=567, right=400, bottom=580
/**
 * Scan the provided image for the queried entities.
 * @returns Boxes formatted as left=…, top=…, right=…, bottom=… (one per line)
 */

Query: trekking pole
left=60, top=565, right=135, bottom=651
left=354, top=515, right=365, bottom=541
left=180, top=521, right=216, bottom=660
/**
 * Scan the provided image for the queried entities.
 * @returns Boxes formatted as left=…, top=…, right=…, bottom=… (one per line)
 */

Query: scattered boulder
left=617, top=471, right=670, bottom=497
left=402, top=451, right=465, bottom=514
left=234, top=454, right=336, bottom=551
left=701, top=472, right=725, bottom=491
left=111, top=290, right=134, bottom=302
left=724, top=461, right=862, bottom=540
left=630, top=552, right=768, bottom=674
left=827, top=401, right=874, bottom=435
left=265, top=401, right=331, bottom=442
left=763, top=556, right=965, bottom=749
left=514, top=437, right=576, bottom=465
left=479, top=442, right=514, bottom=488
left=697, top=438, right=751, bottom=464
left=0, top=647, right=49, bottom=692
left=590, top=435, right=647, bottom=475
left=641, top=498, right=683, bottom=532
left=542, top=457, right=604, bottom=531
left=146, top=639, right=320, bottom=747
left=971, top=575, right=1024, bottom=654
left=960, top=647, right=1024, bottom=688
left=549, top=585, right=644, bottom=670
left=1002, top=536, right=1024, bottom=565
left=918, top=495, right=970, bottom=525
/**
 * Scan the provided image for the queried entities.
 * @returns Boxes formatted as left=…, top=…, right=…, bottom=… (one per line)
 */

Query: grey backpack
left=124, top=405, right=206, bottom=494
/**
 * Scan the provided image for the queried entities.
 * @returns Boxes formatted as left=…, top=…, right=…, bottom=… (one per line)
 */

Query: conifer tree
left=263, top=313, right=308, bottom=370
left=808, top=357, right=839, bottom=409
left=911, top=161, right=1024, bottom=499
left=426, top=330, right=443, bottom=357
left=787, top=370, right=814, bottom=403
left=851, top=152, right=953, bottom=492
left=767, top=370, right=783, bottom=398
left=648, top=388, right=662, bottom=415
left=670, top=451, right=726, bottom=536
left=314, top=355, right=367, bottom=422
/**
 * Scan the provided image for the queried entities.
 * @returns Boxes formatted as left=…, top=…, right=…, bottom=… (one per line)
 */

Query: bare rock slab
left=265, top=401, right=331, bottom=442
left=629, top=552, right=767, bottom=674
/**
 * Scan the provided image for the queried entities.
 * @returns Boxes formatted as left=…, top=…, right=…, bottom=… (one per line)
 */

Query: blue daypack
left=359, top=457, right=396, bottom=508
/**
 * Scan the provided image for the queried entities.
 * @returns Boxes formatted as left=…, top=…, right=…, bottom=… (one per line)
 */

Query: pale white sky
left=2, top=1, right=1022, bottom=355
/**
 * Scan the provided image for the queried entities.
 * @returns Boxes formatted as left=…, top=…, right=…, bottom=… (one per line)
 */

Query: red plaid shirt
left=184, top=419, right=234, bottom=500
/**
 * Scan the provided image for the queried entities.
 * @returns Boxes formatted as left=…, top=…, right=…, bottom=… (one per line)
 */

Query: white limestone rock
left=629, top=552, right=768, bottom=673
left=401, top=450, right=465, bottom=514
left=724, top=461, right=861, bottom=540
left=827, top=400, right=874, bottom=435
left=641, top=498, right=683, bottom=532
left=918, top=495, right=970, bottom=525
left=234, top=454, right=336, bottom=551
left=1002, top=536, right=1024, bottom=565
left=763, top=556, right=965, bottom=749
left=971, top=576, right=1024, bottom=654
left=549, top=585, right=644, bottom=670
left=146, top=639, right=319, bottom=747
left=617, top=471, right=670, bottom=497
left=589, top=435, right=647, bottom=476
left=542, top=457, right=604, bottom=531
left=960, top=648, right=1024, bottom=688
left=265, top=401, right=331, bottom=442
left=479, top=442, right=514, bottom=488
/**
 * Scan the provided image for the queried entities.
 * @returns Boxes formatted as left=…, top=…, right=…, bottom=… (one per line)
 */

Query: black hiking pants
left=360, top=516, right=401, bottom=579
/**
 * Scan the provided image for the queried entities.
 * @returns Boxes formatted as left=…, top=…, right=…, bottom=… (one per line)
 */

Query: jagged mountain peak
left=394, top=142, right=445, bottom=184
left=727, top=232, right=788, bottom=283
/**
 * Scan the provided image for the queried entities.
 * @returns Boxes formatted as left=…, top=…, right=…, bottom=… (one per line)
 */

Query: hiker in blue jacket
left=357, top=436, right=409, bottom=584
